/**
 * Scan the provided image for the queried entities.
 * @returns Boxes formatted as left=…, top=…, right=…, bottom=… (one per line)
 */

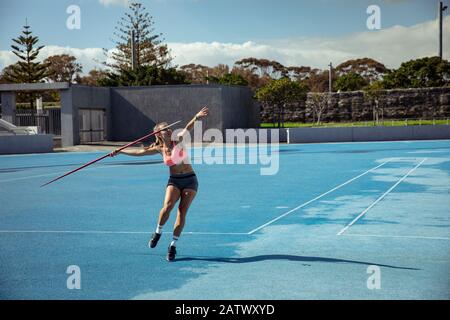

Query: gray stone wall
left=261, top=87, right=450, bottom=123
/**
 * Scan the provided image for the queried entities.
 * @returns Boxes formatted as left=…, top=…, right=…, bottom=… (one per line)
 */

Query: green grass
left=261, top=119, right=450, bottom=128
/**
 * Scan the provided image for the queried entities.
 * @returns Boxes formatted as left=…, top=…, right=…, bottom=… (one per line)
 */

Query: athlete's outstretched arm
left=110, top=145, right=159, bottom=157
left=177, top=106, right=209, bottom=140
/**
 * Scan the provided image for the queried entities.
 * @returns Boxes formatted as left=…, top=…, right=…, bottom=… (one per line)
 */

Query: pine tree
left=104, top=1, right=172, bottom=72
left=5, top=22, right=50, bottom=83
left=4, top=21, right=50, bottom=109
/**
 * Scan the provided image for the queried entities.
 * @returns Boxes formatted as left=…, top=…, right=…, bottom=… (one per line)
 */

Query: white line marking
left=342, top=233, right=450, bottom=241
left=0, top=230, right=249, bottom=235
left=0, top=164, right=125, bottom=183
left=247, top=160, right=392, bottom=235
left=337, top=158, right=427, bottom=236
left=0, top=172, right=69, bottom=183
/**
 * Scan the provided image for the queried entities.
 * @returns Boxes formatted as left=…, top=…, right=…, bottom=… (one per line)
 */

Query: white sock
left=170, top=236, right=179, bottom=247
left=156, top=225, right=163, bottom=234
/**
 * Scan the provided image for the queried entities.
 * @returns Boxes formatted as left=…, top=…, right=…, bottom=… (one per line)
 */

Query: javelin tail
left=40, top=120, right=181, bottom=187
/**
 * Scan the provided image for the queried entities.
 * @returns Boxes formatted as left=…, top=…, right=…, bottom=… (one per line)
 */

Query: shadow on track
left=174, top=254, right=419, bottom=270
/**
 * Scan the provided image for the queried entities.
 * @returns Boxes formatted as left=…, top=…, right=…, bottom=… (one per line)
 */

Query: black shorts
left=167, top=172, right=198, bottom=192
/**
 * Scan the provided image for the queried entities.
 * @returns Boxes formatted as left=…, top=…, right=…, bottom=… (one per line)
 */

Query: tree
left=230, top=65, right=266, bottom=89
left=335, top=58, right=388, bottom=84
left=335, top=72, right=368, bottom=92
left=179, top=63, right=232, bottom=84
left=4, top=22, right=51, bottom=108
left=308, top=93, right=330, bottom=125
left=382, top=56, right=450, bottom=89
left=4, top=23, right=50, bottom=83
left=255, top=78, right=308, bottom=127
left=44, top=54, right=82, bottom=83
left=235, top=58, right=287, bottom=80
left=286, top=66, right=317, bottom=81
left=76, top=69, right=108, bottom=86
left=209, top=64, right=230, bottom=79
left=98, top=65, right=188, bottom=87
left=179, top=64, right=210, bottom=83
left=363, top=80, right=385, bottom=125
left=0, top=65, right=16, bottom=84
left=302, top=70, right=337, bottom=93
left=206, top=73, right=248, bottom=86
left=105, top=1, right=172, bottom=72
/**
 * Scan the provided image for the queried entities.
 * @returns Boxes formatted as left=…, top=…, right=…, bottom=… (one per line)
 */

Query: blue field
left=1, top=140, right=449, bottom=299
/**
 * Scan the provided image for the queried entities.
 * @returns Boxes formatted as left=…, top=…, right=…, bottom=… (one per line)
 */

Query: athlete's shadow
left=175, top=254, right=419, bottom=270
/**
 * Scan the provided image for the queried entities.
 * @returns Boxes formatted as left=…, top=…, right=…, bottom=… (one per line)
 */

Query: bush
left=335, top=72, right=368, bottom=92
left=382, top=56, right=450, bottom=89
left=206, top=73, right=249, bottom=86
left=98, top=65, right=190, bottom=87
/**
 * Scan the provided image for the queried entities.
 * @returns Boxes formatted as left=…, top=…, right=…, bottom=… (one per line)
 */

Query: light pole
left=328, top=62, right=333, bottom=93
left=439, top=1, right=448, bottom=59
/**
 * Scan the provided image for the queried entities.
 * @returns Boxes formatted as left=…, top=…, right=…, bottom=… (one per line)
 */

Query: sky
left=0, top=0, right=448, bottom=74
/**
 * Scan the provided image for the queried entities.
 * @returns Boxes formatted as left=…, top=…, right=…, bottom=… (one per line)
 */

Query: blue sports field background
left=0, top=140, right=449, bottom=299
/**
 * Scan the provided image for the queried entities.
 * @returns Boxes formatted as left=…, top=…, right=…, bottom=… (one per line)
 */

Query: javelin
left=40, top=120, right=181, bottom=187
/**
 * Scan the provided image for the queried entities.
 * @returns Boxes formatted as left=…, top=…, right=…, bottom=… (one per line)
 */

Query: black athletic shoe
left=167, top=245, right=177, bottom=261
left=148, top=233, right=161, bottom=248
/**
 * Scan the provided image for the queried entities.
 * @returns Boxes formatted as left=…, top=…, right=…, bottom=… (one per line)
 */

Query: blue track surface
left=1, top=140, right=449, bottom=299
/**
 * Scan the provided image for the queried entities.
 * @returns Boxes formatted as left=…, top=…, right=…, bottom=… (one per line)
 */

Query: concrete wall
left=286, top=125, right=450, bottom=143
left=1, top=83, right=259, bottom=152
left=220, top=85, right=260, bottom=130
left=0, top=134, right=53, bottom=154
left=61, top=85, right=111, bottom=147
left=110, top=85, right=257, bottom=142
left=0, top=92, right=16, bottom=124
left=256, top=129, right=287, bottom=143
left=218, top=128, right=287, bottom=144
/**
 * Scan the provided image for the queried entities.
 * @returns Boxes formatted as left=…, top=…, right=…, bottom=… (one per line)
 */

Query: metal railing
left=0, top=108, right=61, bottom=135
left=17, top=108, right=61, bottom=135
left=0, top=118, right=37, bottom=135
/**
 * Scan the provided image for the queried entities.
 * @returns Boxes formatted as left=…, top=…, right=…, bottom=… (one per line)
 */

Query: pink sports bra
left=163, top=141, right=188, bottom=167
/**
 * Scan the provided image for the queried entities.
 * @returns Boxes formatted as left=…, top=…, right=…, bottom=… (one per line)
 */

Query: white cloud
left=98, top=0, right=130, bottom=7
left=0, top=46, right=114, bottom=75
left=167, top=41, right=282, bottom=67
left=0, top=51, right=17, bottom=69
left=168, top=16, right=450, bottom=70
left=1, top=16, right=449, bottom=75
left=41, top=46, right=106, bottom=71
